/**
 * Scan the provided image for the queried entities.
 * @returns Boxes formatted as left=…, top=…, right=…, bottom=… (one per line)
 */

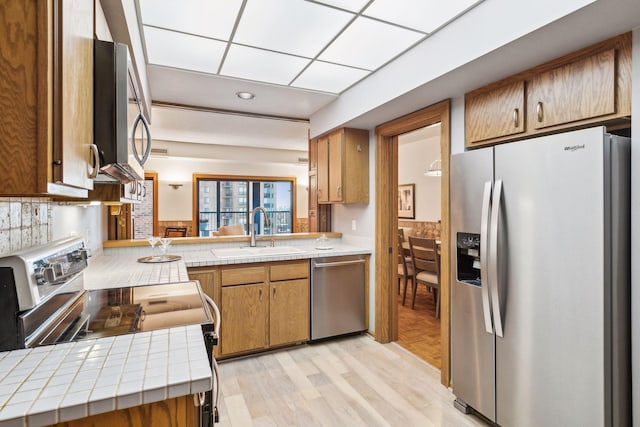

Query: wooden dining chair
left=408, top=236, right=441, bottom=317
left=164, top=227, right=187, bottom=237
left=398, top=233, right=414, bottom=305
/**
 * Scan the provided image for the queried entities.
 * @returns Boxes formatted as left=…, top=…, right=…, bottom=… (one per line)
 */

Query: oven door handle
left=203, top=294, right=220, bottom=424
left=203, top=294, right=220, bottom=338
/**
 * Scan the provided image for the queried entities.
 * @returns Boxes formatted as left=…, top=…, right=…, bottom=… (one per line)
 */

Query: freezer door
left=493, top=127, right=607, bottom=427
left=450, top=147, right=496, bottom=422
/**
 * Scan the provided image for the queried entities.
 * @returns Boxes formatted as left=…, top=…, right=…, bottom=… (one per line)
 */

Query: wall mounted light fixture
left=168, top=183, right=183, bottom=189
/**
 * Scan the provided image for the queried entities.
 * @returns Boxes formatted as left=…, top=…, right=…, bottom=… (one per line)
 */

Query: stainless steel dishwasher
left=311, top=255, right=366, bottom=340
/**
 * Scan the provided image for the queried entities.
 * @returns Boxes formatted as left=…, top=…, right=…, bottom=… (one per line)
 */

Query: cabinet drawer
left=221, top=266, right=266, bottom=286
left=270, top=261, right=309, bottom=281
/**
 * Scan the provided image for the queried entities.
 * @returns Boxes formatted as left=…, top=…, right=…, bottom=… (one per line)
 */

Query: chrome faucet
left=249, top=206, right=271, bottom=247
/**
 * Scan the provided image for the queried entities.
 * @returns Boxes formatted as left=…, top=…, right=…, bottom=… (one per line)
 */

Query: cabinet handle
left=513, top=108, right=519, bottom=128
left=142, top=184, right=147, bottom=198
left=337, top=186, right=342, bottom=199
left=536, top=102, right=543, bottom=122
left=137, top=181, right=143, bottom=196
left=259, top=288, right=263, bottom=301
left=273, top=288, right=277, bottom=300
left=129, top=182, right=136, bottom=195
left=88, top=144, right=100, bottom=179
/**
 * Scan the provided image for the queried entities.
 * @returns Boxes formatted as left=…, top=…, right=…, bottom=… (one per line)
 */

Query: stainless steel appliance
left=311, top=255, right=366, bottom=340
left=450, top=126, right=631, bottom=426
left=0, top=237, right=220, bottom=425
left=94, top=40, right=150, bottom=183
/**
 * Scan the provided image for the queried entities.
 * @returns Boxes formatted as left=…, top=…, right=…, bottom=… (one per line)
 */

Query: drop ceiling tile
left=309, top=0, right=370, bottom=13
left=139, top=0, right=243, bottom=40
left=319, top=16, right=424, bottom=70
left=233, top=0, right=354, bottom=58
left=144, top=26, right=226, bottom=74
left=292, top=61, right=369, bottom=93
left=221, top=45, right=311, bottom=86
left=364, top=0, right=480, bottom=33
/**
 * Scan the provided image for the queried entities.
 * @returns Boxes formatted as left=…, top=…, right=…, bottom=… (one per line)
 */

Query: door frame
left=144, top=172, right=159, bottom=237
left=374, top=99, right=451, bottom=386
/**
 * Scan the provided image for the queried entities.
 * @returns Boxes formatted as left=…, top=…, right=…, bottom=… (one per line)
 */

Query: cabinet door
left=221, top=283, right=268, bottom=355
left=308, top=138, right=318, bottom=171
left=529, top=49, right=615, bottom=130
left=328, top=131, right=344, bottom=202
left=308, top=172, right=318, bottom=232
left=317, top=137, right=329, bottom=203
left=53, top=0, right=94, bottom=190
left=465, top=81, right=525, bottom=144
left=269, top=279, right=310, bottom=346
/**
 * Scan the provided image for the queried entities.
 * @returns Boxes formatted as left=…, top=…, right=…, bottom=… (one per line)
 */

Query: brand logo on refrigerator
left=564, top=144, right=585, bottom=152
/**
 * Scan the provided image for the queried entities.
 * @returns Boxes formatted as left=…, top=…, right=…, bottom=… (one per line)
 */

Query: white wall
left=146, top=156, right=309, bottom=221
left=50, top=205, right=108, bottom=254
left=398, top=135, right=441, bottom=221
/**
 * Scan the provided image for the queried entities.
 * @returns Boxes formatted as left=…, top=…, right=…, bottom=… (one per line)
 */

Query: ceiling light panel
left=139, top=0, right=243, bottom=40
left=310, top=0, right=371, bottom=13
left=233, top=0, right=354, bottom=58
left=221, top=45, right=310, bottom=86
left=292, top=61, right=369, bottom=93
left=144, top=26, right=226, bottom=74
left=364, top=0, right=480, bottom=33
left=319, top=16, right=424, bottom=70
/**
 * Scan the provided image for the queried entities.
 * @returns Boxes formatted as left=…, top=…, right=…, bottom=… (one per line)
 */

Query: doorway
left=396, top=124, right=443, bottom=368
left=374, top=100, right=451, bottom=386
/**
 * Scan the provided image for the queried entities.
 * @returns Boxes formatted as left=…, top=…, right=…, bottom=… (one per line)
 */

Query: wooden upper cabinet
left=316, top=137, right=329, bottom=203
left=464, top=32, right=631, bottom=148
left=0, top=0, right=95, bottom=197
left=316, top=128, right=369, bottom=204
left=53, top=0, right=94, bottom=191
left=308, top=138, right=318, bottom=171
left=465, top=80, right=525, bottom=144
left=529, top=49, right=615, bottom=130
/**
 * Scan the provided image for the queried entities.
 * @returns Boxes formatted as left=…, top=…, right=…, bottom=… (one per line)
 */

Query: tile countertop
left=0, top=325, right=211, bottom=427
left=0, top=238, right=371, bottom=427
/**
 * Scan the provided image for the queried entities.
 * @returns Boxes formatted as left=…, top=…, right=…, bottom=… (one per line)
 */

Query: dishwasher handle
left=313, top=259, right=366, bottom=268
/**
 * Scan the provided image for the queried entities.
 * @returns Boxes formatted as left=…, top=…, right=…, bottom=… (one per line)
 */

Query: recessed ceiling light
left=236, top=91, right=256, bottom=100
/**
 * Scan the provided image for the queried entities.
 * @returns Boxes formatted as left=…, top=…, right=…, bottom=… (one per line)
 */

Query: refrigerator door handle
left=480, top=181, right=494, bottom=334
left=490, top=179, right=504, bottom=337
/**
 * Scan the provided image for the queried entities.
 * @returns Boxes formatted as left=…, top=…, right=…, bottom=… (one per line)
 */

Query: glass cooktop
left=77, top=281, right=213, bottom=341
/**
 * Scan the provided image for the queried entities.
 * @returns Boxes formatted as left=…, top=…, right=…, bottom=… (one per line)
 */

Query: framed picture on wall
left=398, top=183, right=415, bottom=219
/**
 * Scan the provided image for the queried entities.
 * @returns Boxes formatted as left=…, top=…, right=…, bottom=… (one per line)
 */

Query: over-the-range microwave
left=94, top=40, right=151, bottom=183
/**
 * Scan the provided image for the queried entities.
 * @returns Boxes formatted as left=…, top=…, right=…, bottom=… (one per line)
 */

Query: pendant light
left=424, top=159, right=442, bottom=177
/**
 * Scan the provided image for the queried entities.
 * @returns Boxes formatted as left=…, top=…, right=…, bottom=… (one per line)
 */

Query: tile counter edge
left=0, top=325, right=212, bottom=427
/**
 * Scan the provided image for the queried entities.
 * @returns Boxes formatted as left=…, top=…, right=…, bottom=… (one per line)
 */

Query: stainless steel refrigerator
left=450, top=126, right=631, bottom=427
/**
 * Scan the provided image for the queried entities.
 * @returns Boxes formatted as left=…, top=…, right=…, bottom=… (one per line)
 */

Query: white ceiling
left=130, top=0, right=483, bottom=155
left=136, top=0, right=482, bottom=120
left=138, top=0, right=480, bottom=97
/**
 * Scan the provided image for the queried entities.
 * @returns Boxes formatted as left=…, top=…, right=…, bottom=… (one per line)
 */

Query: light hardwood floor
left=216, top=335, right=489, bottom=426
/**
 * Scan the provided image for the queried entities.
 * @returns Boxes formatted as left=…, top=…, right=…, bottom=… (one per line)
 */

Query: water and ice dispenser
left=456, top=232, right=482, bottom=286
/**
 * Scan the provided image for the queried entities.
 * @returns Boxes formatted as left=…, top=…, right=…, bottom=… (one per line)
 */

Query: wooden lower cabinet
left=270, top=279, right=310, bottom=347
left=221, top=282, right=269, bottom=355
left=50, top=395, right=198, bottom=427
left=190, top=260, right=310, bottom=359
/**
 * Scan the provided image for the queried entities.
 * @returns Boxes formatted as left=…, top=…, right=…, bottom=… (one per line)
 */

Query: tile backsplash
left=0, top=198, right=51, bottom=256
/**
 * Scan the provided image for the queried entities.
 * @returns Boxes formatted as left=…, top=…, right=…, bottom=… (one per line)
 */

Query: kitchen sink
left=211, top=246, right=305, bottom=258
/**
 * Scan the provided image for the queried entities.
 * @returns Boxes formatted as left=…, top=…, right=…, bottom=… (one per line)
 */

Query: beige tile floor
left=216, top=335, right=489, bottom=426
